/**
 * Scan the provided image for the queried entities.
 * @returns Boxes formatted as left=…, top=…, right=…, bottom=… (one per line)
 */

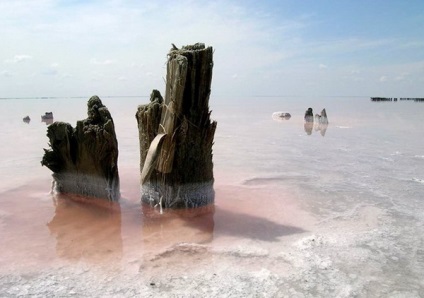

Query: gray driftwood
left=41, top=96, right=120, bottom=201
left=136, top=43, right=216, bottom=208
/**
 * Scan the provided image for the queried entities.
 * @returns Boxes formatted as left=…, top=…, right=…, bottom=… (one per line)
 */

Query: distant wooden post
left=136, top=43, right=217, bottom=208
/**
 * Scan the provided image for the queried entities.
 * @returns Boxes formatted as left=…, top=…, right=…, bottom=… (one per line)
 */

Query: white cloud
left=118, top=76, right=127, bottom=81
left=306, top=38, right=395, bottom=56
left=61, top=73, right=72, bottom=79
left=90, top=71, right=104, bottom=81
left=41, top=68, right=58, bottom=76
left=131, top=62, right=144, bottom=68
left=41, top=63, right=60, bottom=76
left=0, top=1, right=424, bottom=97
left=0, top=70, right=12, bottom=77
left=394, top=72, right=409, bottom=81
left=90, top=58, right=115, bottom=65
left=4, top=54, right=32, bottom=63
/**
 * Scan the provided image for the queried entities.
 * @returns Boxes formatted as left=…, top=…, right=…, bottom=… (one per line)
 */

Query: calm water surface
left=0, top=96, right=423, bottom=296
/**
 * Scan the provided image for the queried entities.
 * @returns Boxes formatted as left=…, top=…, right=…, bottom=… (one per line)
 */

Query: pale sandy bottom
left=0, top=168, right=422, bottom=297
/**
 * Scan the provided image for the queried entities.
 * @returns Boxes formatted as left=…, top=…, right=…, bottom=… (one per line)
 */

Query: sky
left=1, top=0, right=424, bottom=98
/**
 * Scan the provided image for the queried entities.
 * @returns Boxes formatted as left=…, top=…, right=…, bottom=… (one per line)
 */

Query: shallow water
left=0, top=96, right=423, bottom=296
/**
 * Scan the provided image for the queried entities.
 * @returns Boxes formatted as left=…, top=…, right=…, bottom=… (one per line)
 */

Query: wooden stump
left=136, top=43, right=216, bottom=208
left=41, top=96, right=120, bottom=201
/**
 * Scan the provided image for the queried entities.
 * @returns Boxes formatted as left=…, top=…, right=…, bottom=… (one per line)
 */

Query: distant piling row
left=400, top=97, right=424, bottom=102
left=370, top=97, right=397, bottom=102
left=371, top=97, right=424, bottom=102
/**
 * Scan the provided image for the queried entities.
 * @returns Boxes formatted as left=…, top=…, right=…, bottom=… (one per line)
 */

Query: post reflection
left=305, top=122, right=328, bottom=136
left=304, top=122, right=313, bottom=135
left=42, top=118, right=54, bottom=125
left=314, top=122, right=328, bottom=136
left=47, top=192, right=215, bottom=265
left=47, top=193, right=122, bottom=264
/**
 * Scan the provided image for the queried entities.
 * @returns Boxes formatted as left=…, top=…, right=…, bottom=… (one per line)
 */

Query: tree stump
left=136, top=43, right=217, bottom=208
left=41, top=96, right=120, bottom=201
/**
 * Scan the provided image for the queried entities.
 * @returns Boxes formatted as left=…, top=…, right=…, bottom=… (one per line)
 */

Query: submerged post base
left=141, top=181, right=215, bottom=209
left=52, top=173, right=120, bottom=201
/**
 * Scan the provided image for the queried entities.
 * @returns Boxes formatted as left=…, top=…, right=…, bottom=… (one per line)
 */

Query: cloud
left=4, top=55, right=32, bottom=63
left=306, top=38, right=395, bottom=56
left=117, top=76, right=127, bottom=81
left=41, top=68, right=58, bottom=76
left=90, top=58, right=115, bottom=65
left=41, top=63, right=60, bottom=75
left=1, top=1, right=424, bottom=97
left=131, top=62, right=144, bottom=68
left=61, top=73, right=72, bottom=79
left=90, top=71, right=104, bottom=81
left=0, top=70, right=12, bottom=77
left=394, top=72, right=409, bottom=81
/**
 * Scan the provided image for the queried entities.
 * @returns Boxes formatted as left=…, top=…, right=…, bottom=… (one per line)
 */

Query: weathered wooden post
left=136, top=43, right=217, bottom=208
left=41, top=96, right=120, bottom=201
left=304, top=107, right=314, bottom=135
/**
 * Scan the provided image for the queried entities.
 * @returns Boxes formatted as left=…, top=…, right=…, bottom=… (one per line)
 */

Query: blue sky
left=1, top=0, right=423, bottom=98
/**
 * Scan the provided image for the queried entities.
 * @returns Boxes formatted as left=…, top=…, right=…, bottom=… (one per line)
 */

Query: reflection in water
left=304, top=122, right=313, bottom=135
left=42, top=118, right=54, bottom=125
left=304, top=122, right=328, bottom=136
left=41, top=112, right=54, bottom=125
left=0, top=174, right=310, bottom=275
left=47, top=192, right=215, bottom=265
left=47, top=190, right=302, bottom=263
left=314, top=123, right=328, bottom=136
left=47, top=193, right=123, bottom=263
left=46, top=188, right=300, bottom=264
left=0, top=163, right=308, bottom=272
